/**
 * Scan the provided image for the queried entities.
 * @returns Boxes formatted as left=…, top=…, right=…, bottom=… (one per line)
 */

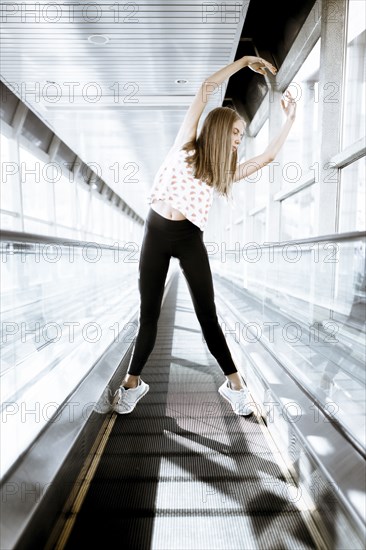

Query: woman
left=114, top=55, right=296, bottom=415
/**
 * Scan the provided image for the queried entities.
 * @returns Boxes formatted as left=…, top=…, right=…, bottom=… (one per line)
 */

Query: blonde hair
left=182, top=107, right=245, bottom=199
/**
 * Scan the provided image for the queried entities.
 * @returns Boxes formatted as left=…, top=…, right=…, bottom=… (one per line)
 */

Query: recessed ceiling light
left=175, top=79, right=188, bottom=84
left=88, top=34, right=110, bottom=45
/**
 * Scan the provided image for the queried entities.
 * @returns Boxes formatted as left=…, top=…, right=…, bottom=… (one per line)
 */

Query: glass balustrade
left=0, top=234, right=142, bottom=479
left=210, top=233, right=366, bottom=451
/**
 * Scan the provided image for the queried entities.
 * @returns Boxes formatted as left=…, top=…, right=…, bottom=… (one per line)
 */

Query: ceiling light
left=87, top=34, right=110, bottom=45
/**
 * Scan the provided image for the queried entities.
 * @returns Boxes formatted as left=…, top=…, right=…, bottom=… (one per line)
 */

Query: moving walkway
left=1, top=230, right=365, bottom=549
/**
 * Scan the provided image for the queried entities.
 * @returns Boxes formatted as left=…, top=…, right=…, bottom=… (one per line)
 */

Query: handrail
left=258, top=230, right=365, bottom=246
left=0, top=229, right=143, bottom=250
left=0, top=228, right=365, bottom=249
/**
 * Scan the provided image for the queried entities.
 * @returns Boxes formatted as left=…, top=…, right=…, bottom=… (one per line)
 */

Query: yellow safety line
left=53, top=411, right=118, bottom=550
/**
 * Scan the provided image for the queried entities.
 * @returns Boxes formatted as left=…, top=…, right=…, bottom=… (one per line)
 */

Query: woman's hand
left=244, top=56, right=277, bottom=75
left=281, top=89, right=297, bottom=121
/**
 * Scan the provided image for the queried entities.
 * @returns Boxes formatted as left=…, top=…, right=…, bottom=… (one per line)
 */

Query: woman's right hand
left=281, top=89, right=297, bottom=121
left=244, top=56, right=277, bottom=75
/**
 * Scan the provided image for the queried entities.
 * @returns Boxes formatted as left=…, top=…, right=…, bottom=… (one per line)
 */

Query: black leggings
left=127, top=207, right=238, bottom=377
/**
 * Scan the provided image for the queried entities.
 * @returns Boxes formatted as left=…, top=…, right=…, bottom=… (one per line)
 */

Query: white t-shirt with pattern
left=147, top=147, right=216, bottom=231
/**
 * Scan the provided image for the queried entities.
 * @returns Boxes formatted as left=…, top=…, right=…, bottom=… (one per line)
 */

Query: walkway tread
left=64, top=270, right=317, bottom=550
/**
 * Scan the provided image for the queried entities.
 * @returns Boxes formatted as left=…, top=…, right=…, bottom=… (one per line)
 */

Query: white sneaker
left=113, top=379, right=150, bottom=414
left=218, top=381, right=254, bottom=416
left=95, top=386, right=113, bottom=414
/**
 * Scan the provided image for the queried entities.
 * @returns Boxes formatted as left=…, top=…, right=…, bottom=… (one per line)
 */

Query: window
left=90, top=193, right=104, bottom=237
left=23, top=217, right=56, bottom=236
left=280, top=185, right=316, bottom=240
left=75, top=183, right=91, bottom=237
left=253, top=208, right=266, bottom=244
left=253, top=120, right=269, bottom=209
left=0, top=133, right=21, bottom=214
left=342, top=0, right=366, bottom=148
left=103, top=201, right=112, bottom=239
left=0, top=212, right=22, bottom=231
left=54, top=173, right=76, bottom=228
left=20, top=146, right=54, bottom=224
left=281, top=39, right=321, bottom=188
left=339, top=157, right=366, bottom=232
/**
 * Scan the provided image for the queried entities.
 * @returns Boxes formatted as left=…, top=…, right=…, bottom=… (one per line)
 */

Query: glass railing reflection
left=209, top=233, right=366, bottom=451
left=0, top=234, right=141, bottom=479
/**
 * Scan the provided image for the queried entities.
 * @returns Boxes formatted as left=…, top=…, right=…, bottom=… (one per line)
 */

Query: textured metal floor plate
left=93, top=453, right=286, bottom=482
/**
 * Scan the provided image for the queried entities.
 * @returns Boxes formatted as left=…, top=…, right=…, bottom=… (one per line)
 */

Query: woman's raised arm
left=233, top=89, right=297, bottom=182
left=173, top=55, right=277, bottom=150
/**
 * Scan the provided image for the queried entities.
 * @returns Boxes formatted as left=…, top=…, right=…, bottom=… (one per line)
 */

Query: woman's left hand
left=281, top=89, right=297, bottom=121
left=245, top=56, right=277, bottom=75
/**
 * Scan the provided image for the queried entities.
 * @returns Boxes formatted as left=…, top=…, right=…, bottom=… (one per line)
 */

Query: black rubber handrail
left=0, top=229, right=139, bottom=250
left=257, top=230, right=365, bottom=246
left=0, top=228, right=365, bottom=248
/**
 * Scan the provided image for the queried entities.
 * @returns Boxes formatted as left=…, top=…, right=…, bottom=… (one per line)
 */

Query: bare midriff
left=151, top=199, right=186, bottom=221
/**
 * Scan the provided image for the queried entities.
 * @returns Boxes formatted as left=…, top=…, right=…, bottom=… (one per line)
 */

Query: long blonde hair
left=182, top=107, right=245, bottom=199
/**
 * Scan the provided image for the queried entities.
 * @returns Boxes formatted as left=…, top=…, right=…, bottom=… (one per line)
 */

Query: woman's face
left=231, top=119, right=245, bottom=153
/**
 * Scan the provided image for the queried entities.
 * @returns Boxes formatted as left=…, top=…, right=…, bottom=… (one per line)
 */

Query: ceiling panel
left=0, top=0, right=249, bottom=217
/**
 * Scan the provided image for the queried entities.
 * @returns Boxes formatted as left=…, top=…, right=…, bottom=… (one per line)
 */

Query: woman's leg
left=125, top=221, right=171, bottom=380
left=176, top=231, right=240, bottom=378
